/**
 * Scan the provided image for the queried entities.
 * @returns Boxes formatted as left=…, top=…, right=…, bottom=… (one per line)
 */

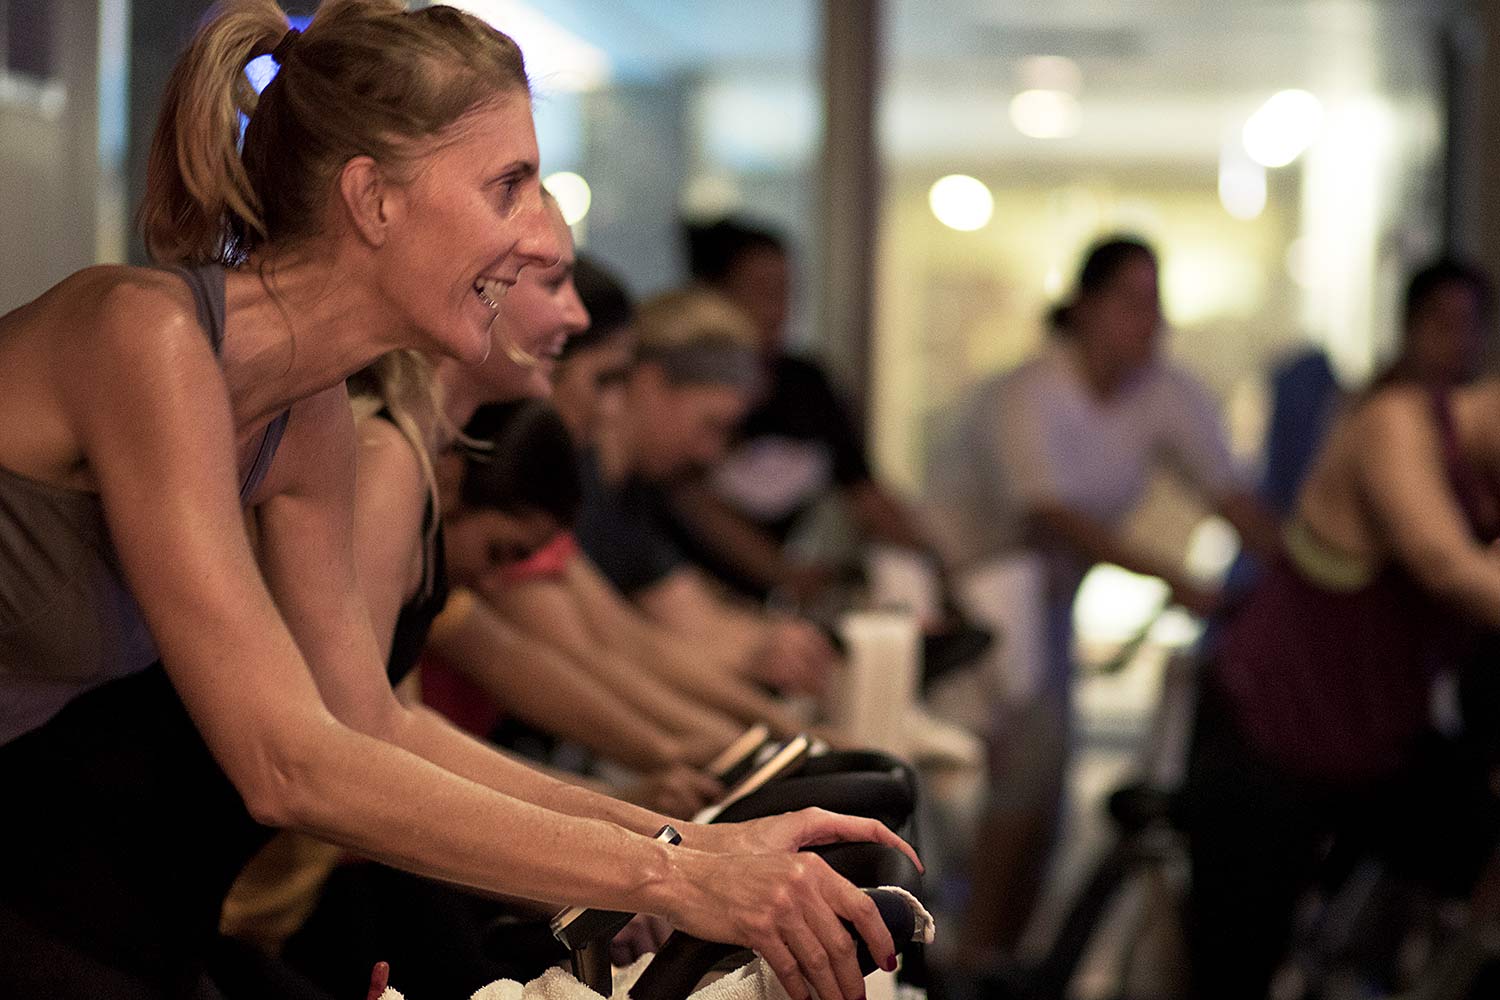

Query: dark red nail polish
left=884, top=954, right=898, bottom=972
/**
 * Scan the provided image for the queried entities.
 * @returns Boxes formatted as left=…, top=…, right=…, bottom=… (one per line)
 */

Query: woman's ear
left=337, top=156, right=400, bottom=248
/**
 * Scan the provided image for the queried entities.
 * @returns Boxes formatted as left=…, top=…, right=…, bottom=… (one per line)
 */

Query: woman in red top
left=1186, top=376, right=1500, bottom=1000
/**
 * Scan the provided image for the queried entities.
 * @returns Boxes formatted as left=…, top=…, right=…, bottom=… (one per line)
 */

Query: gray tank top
left=0, top=265, right=290, bottom=744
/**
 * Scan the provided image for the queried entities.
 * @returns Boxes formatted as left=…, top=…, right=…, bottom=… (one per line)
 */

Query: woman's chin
left=523, top=368, right=555, bottom=399
left=443, top=326, right=493, bottom=366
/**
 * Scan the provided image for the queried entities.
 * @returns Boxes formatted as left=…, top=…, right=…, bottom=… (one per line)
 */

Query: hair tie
left=272, top=27, right=301, bottom=64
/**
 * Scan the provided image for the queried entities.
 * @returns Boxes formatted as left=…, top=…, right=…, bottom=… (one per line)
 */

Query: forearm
left=653, top=585, right=766, bottom=660
left=1028, top=505, right=1191, bottom=592
left=571, top=648, right=743, bottom=747
left=484, top=580, right=742, bottom=745
left=427, top=595, right=686, bottom=771
left=646, top=644, right=807, bottom=737
left=270, top=710, right=681, bottom=910
left=1409, top=547, right=1500, bottom=628
left=671, top=482, right=793, bottom=592
left=388, top=703, right=675, bottom=836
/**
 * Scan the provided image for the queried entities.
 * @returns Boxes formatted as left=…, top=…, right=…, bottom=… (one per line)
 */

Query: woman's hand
left=683, top=807, right=922, bottom=873
left=665, top=847, right=899, bottom=1000
left=620, top=765, right=724, bottom=819
left=751, top=618, right=841, bottom=696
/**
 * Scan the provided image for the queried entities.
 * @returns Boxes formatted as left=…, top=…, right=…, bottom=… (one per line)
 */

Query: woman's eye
left=494, top=177, right=524, bottom=216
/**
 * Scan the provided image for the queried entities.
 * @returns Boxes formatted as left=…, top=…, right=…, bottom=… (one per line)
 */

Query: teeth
left=475, top=277, right=506, bottom=311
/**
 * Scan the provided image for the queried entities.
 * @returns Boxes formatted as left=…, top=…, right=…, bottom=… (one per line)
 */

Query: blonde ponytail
left=139, top=0, right=286, bottom=265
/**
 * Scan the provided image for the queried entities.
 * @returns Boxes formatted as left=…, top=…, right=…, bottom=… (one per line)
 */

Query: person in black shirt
left=571, top=283, right=843, bottom=697
left=671, top=218, right=950, bottom=607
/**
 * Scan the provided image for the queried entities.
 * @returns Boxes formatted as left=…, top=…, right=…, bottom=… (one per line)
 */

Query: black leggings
left=282, top=863, right=563, bottom=1000
left=0, top=665, right=270, bottom=998
left=1181, top=676, right=1494, bottom=1000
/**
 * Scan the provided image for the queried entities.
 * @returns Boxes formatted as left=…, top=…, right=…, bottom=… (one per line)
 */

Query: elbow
left=232, top=713, right=339, bottom=830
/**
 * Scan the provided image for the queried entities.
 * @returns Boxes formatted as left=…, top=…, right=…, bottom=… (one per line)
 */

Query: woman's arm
left=565, top=556, right=810, bottom=736
left=1355, top=389, right=1500, bottom=626
left=1024, top=505, right=1219, bottom=615
left=66, top=277, right=913, bottom=1000
left=477, top=573, right=743, bottom=753
left=424, top=588, right=703, bottom=770
left=638, top=568, right=840, bottom=695
left=669, top=480, right=813, bottom=595
left=72, top=287, right=667, bottom=899
left=266, top=390, right=681, bottom=834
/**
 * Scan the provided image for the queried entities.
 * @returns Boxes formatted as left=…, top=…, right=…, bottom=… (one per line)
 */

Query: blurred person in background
left=1257, top=258, right=1492, bottom=521
left=568, top=283, right=843, bottom=699
left=494, top=257, right=816, bottom=736
left=922, top=235, right=1279, bottom=976
left=667, top=218, right=953, bottom=610
left=1216, top=258, right=1494, bottom=627
left=1184, top=364, right=1500, bottom=1000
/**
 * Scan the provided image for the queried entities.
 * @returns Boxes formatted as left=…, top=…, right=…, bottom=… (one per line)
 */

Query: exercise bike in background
left=970, top=622, right=1500, bottom=1000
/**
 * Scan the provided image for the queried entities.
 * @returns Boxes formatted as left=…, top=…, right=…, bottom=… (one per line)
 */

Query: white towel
left=376, top=893, right=935, bottom=1000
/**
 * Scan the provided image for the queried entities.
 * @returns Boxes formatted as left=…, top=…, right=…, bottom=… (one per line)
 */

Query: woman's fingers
left=791, top=809, right=924, bottom=873
left=366, top=960, right=390, bottom=1000
left=759, top=936, right=814, bottom=1000
left=783, top=911, right=853, bottom=1000
left=802, top=884, right=872, bottom=1000
left=763, top=857, right=888, bottom=1000
left=828, top=879, right=896, bottom=978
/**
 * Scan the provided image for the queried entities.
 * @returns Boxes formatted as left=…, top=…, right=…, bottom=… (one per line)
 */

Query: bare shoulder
left=349, top=406, right=432, bottom=544
left=32, top=266, right=220, bottom=393
left=0, top=266, right=215, bottom=485
left=1348, top=383, right=1431, bottom=443
left=1452, top=378, right=1500, bottom=467
left=353, top=407, right=428, bottom=497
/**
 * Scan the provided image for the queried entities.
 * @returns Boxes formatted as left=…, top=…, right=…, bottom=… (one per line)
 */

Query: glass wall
left=875, top=1, right=1451, bottom=496
left=874, top=1, right=1452, bottom=664
left=450, top=0, right=824, bottom=343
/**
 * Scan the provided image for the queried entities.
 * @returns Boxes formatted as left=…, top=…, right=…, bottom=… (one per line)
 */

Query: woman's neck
left=220, top=244, right=413, bottom=426
left=1069, top=338, right=1130, bottom=401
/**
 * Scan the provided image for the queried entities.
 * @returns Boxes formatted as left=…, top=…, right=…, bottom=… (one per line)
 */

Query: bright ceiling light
left=928, top=174, right=994, bottom=232
left=544, top=171, right=592, bottom=225
left=1218, top=158, right=1266, bottom=221
left=1242, top=89, right=1323, bottom=168
left=1009, top=89, right=1080, bottom=140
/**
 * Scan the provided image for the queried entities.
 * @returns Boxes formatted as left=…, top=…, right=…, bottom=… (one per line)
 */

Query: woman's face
left=463, top=200, right=588, bottom=401
left=551, top=333, right=635, bottom=446
left=1405, top=282, right=1486, bottom=386
left=629, top=369, right=750, bottom=481
left=1075, top=254, right=1162, bottom=374
left=380, top=94, right=561, bottom=366
left=443, top=506, right=562, bottom=592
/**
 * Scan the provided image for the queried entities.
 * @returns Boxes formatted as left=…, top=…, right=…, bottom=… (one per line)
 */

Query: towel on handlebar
left=375, top=891, right=934, bottom=1000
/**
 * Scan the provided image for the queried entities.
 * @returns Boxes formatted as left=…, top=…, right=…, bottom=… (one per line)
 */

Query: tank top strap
left=172, top=264, right=228, bottom=355
left=1430, top=388, right=1499, bottom=541
left=240, top=410, right=290, bottom=503
left=170, top=264, right=291, bottom=503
